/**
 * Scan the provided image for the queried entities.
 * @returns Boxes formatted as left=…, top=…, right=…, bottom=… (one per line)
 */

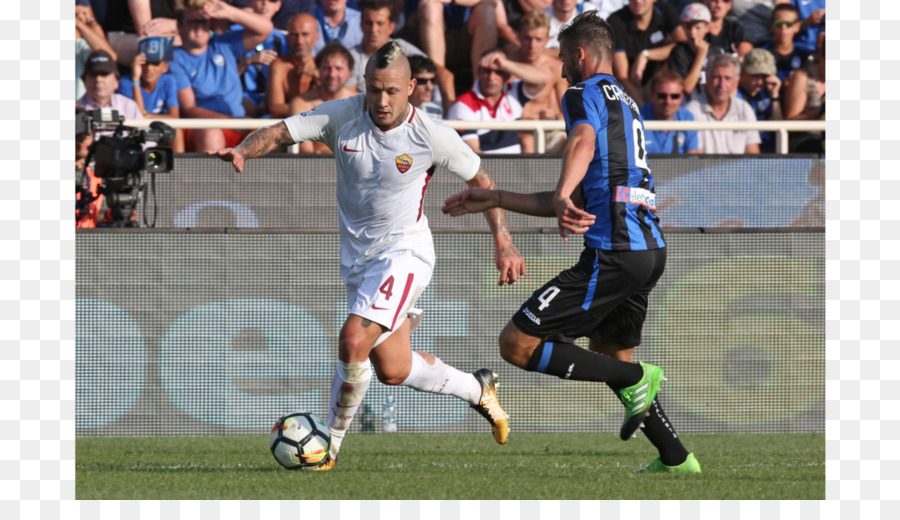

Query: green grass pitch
left=76, top=432, right=824, bottom=500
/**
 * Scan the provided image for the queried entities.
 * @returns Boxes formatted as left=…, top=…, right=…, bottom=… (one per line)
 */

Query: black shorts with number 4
left=511, top=247, right=667, bottom=347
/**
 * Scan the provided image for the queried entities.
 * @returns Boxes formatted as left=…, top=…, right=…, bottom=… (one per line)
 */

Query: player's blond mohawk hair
left=371, top=41, right=405, bottom=70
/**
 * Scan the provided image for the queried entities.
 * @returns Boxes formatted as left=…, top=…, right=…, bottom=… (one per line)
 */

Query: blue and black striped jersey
left=561, top=73, right=666, bottom=251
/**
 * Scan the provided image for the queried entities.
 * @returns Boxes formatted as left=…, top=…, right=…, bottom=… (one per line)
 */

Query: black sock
left=638, top=396, right=689, bottom=466
left=525, top=340, right=643, bottom=388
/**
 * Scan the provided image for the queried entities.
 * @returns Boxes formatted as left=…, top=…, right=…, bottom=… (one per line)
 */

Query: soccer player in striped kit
left=209, top=41, right=525, bottom=470
left=443, top=11, right=700, bottom=474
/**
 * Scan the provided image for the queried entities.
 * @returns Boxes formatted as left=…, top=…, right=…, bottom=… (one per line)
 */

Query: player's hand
left=206, top=148, right=247, bottom=173
left=441, top=188, right=499, bottom=216
left=494, top=243, right=525, bottom=286
left=553, top=195, right=595, bottom=242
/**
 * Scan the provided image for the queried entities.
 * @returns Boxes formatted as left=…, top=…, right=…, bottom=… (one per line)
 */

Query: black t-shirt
left=762, top=43, right=811, bottom=83
left=608, top=3, right=681, bottom=86
left=705, top=19, right=748, bottom=55
left=102, top=0, right=177, bottom=34
left=667, top=42, right=726, bottom=89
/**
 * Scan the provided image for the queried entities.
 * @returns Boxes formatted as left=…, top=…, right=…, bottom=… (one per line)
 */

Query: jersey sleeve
left=282, top=94, right=364, bottom=146
left=561, top=85, right=591, bottom=132
left=429, top=121, right=481, bottom=182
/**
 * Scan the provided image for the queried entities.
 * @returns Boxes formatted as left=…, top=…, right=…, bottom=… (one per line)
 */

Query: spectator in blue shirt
left=169, top=0, right=273, bottom=152
left=791, top=0, right=824, bottom=53
left=639, top=70, right=701, bottom=154
left=312, top=0, right=363, bottom=55
left=118, top=48, right=185, bottom=152
left=233, top=0, right=289, bottom=117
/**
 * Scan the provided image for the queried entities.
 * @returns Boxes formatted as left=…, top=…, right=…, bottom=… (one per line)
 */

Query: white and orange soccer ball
left=269, top=412, right=331, bottom=470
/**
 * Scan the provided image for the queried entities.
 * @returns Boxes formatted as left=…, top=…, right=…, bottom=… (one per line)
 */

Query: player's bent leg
left=374, top=321, right=509, bottom=444
left=498, top=321, right=543, bottom=368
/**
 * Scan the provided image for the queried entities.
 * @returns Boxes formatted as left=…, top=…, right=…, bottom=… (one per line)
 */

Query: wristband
left=641, top=49, right=649, bottom=58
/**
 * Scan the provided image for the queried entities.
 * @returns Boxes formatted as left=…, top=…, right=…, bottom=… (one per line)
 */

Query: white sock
left=400, top=351, right=481, bottom=405
left=326, top=360, right=372, bottom=459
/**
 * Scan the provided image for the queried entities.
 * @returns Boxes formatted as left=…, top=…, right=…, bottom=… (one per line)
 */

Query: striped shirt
left=561, top=74, right=665, bottom=251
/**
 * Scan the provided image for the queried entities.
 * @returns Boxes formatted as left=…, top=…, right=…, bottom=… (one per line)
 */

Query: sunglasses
left=772, top=20, right=799, bottom=28
left=414, top=77, right=435, bottom=85
left=656, top=93, right=683, bottom=100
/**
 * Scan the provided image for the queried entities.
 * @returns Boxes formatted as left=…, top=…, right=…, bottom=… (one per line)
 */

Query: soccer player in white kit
left=209, top=41, right=526, bottom=470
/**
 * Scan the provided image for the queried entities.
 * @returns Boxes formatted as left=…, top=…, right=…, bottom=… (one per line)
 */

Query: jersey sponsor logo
left=614, top=186, right=657, bottom=210
left=396, top=154, right=412, bottom=173
left=522, top=307, right=541, bottom=325
left=343, top=144, right=362, bottom=152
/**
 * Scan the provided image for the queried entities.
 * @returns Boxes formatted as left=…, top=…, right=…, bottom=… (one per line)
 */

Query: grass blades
left=76, top=432, right=824, bottom=500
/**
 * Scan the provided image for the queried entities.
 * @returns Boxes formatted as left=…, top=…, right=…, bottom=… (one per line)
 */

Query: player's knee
left=498, top=322, right=532, bottom=369
left=338, top=331, right=374, bottom=363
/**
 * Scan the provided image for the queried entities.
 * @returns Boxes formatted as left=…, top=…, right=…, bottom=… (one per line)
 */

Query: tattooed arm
left=206, top=121, right=295, bottom=173
left=465, top=167, right=526, bottom=286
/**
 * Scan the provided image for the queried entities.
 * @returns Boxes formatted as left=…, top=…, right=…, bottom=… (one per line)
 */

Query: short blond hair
left=519, top=10, right=551, bottom=32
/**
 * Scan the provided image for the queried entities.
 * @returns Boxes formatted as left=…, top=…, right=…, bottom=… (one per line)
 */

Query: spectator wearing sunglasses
left=760, top=3, right=810, bottom=84
left=639, top=70, right=701, bottom=154
left=408, top=55, right=444, bottom=120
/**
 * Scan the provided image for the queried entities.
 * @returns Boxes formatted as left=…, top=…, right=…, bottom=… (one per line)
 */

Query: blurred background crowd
left=74, top=0, right=825, bottom=156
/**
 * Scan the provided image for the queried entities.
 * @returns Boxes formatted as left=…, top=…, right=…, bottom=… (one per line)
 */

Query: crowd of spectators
left=75, top=0, right=825, bottom=155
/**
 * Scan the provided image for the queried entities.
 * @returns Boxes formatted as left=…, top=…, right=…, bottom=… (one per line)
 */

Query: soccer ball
left=269, top=412, right=331, bottom=470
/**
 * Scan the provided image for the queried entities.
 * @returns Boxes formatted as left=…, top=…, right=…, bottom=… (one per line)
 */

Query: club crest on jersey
left=396, top=154, right=413, bottom=173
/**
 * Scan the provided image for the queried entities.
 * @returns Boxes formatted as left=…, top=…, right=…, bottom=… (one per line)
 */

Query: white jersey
left=283, top=94, right=481, bottom=271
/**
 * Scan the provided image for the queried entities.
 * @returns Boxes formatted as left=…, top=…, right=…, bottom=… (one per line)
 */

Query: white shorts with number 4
left=343, top=250, right=432, bottom=336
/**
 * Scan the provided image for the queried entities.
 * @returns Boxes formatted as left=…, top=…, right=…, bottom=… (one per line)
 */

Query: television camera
left=77, top=109, right=175, bottom=227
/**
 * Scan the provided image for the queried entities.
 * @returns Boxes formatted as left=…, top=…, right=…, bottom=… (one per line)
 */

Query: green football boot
left=636, top=453, right=702, bottom=474
left=618, top=362, right=665, bottom=441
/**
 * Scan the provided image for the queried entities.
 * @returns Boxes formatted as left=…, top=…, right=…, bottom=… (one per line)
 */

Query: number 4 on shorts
left=538, top=286, right=559, bottom=311
left=380, top=276, right=395, bottom=300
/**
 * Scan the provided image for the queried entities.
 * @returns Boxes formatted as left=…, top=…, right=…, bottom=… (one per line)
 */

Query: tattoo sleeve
left=236, top=121, right=295, bottom=159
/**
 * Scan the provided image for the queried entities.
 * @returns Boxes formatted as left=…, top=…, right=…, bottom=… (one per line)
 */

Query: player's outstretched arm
left=443, top=188, right=595, bottom=225
left=465, top=168, right=526, bottom=286
left=206, top=121, right=295, bottom=173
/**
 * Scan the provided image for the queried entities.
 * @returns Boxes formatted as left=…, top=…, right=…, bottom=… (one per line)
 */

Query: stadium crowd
left=76, top=0, right=825, bottom=155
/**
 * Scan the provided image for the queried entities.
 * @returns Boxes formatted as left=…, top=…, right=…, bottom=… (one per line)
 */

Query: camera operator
left=77, top=50, right=144, bottom=122
left=76, top=113, right=109, bottom=228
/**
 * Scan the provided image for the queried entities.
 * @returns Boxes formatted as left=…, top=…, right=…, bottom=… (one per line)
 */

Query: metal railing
left=124, top=118, right=826, bottom=155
